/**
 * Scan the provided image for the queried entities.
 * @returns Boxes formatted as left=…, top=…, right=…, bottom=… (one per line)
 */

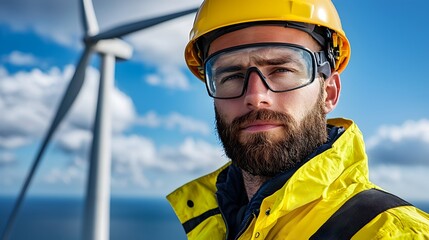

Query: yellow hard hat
left=185, top=0, right=351, bottom=81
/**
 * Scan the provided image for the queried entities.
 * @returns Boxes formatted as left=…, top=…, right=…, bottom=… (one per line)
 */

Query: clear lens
left=204, top=43, right=316, bottom=99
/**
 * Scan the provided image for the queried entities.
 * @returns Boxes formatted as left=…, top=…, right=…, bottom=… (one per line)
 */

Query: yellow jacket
left=167, top=118, right=429, bottom=239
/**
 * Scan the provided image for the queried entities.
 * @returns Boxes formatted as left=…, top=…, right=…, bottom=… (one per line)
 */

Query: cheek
left=214, top=100, right=243, bottom=123
left=276, top=96, right=304, bottom=121
left=277, top=86, right=321, bottom=121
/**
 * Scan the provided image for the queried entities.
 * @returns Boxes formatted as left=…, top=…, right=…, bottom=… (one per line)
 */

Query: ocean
left=0, top=196, right=186, bottom=240
left=1, top=196, right=429, bottom=240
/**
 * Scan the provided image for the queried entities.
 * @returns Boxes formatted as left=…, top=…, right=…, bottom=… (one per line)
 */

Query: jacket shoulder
left=354, top=205, right=429, bottom=239
left=166, top=162, right=230, bottom=229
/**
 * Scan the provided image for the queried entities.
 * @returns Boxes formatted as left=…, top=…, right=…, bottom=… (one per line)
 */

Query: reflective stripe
left=310, top=189, right=412, bottom=240
left=182, top=207, right=221, bottom=234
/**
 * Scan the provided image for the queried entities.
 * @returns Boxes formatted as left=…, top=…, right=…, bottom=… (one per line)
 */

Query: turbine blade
left=48, top=47, right=92, bottom=134
left=87, top=7, right=198, bottom=42
left=81, top=0, right=99, bottom=36
left=0, top=47, right=93, bottom=240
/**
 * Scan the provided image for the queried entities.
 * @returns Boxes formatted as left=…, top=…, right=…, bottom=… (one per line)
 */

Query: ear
left=323, top=72, right=341, bottom=114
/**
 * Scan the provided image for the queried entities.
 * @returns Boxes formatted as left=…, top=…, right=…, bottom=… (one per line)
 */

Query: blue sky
left=0, top=0, right=429, bottom=202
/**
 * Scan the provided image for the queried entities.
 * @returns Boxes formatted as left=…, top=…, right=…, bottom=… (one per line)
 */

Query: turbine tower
left=1, top=1, right=197, bottom=240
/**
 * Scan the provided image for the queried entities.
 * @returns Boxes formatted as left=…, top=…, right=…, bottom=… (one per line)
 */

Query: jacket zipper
left=216, top=196, right=257, bottom=240
left=234, top=211, right=257, bottom=240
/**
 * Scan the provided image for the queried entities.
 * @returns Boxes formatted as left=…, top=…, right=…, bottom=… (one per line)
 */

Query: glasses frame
left=203, top=42, right=329, bottom=99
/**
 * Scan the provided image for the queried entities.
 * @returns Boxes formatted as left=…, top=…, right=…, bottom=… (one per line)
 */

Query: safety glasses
left=204, top=42, right=331, bottom=99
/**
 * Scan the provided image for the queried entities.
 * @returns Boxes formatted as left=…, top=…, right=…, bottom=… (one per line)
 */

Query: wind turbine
left=0, top=1, right=198, bottom=240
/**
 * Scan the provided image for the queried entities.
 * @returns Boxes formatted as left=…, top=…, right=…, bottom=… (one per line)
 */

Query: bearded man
left=167, top=0, right=429, bottom=239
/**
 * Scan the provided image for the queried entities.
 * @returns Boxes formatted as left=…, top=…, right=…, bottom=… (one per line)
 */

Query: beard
left=215, top=89, right=327, bottom=177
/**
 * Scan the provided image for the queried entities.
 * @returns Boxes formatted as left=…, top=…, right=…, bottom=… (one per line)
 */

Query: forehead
left=211, top=45, right=307, bottom=68
left=208, top=25, right=320, bottom=56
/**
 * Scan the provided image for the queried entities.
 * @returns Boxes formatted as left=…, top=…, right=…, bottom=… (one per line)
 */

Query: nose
left=243, top=70, right=273, bottom=109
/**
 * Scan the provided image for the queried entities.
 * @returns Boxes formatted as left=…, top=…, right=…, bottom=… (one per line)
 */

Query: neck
left=242, top=170, right=270, bottom=200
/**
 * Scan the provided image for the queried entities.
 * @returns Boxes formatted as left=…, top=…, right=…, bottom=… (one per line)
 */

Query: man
left=167, top=0, right=429, bottom=239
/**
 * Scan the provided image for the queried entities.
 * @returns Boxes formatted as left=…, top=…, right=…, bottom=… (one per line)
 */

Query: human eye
left=219, top=73, right=245, bottom=84
left=274, top=67, right=294, bottom=73
left=269, top=67, right=296, bottom=77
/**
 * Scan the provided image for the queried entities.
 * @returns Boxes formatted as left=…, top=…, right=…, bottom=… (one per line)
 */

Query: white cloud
left=365, top=120, right=429, bottom=201
left=160, top=137, right=226, bottom=172
left=370, top=165, right=429, bottom=201
left=136, top=111, right=211, bottom=135
left=0, top=136, right=29, bottom=149
left=135, top=111, right=162, bottom=128
left=56, top=128, right=92, bottom=155
left=144, top=65, right=190, bottom=90
left=0, top=151, right=16, bottom=165
left=0, top=66, right=66, bottom=149
left=43, top=165, right=85, bottom=185
left=41, top=134, right=225, bottom=194
left=366, top=119, right=429, bottom=166
left=111, top=135, right=226, bottom=187
left=166, top=112, right=211, bottom=135
left=127, top=13, right=194, bottom=66
left=367, top=119, right=429, bottom=147
left=2, top=51, right=40, bottom=66
left=40, top=134, right=226, bottom=192
left=112, top=134, right=163, bottom=188
left=0, top=65, right=137, bottom=152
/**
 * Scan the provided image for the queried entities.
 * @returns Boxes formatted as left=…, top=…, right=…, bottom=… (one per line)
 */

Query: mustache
left=231, top=109, right=295, bottom=128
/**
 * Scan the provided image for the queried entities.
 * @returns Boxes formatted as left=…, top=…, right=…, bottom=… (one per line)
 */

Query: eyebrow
left=213, top=65, right=244, bottom=76
left=253, top=56, right=305, bottom=68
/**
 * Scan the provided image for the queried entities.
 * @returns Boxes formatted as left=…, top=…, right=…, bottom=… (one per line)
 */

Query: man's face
left=215, top=85, right=327, bottom=176
left=208, top=26, right=333, bottom=176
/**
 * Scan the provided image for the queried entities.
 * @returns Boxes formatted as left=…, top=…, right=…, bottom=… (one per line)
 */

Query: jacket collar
left=215, top=123, right=345, bottom=238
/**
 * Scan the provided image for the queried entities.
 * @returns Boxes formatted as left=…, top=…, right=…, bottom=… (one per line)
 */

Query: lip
left=241, top=121, right=283, bottom=133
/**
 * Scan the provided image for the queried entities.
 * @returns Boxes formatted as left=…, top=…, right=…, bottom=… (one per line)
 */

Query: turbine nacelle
left=93, top=38, right=133, bottom=60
